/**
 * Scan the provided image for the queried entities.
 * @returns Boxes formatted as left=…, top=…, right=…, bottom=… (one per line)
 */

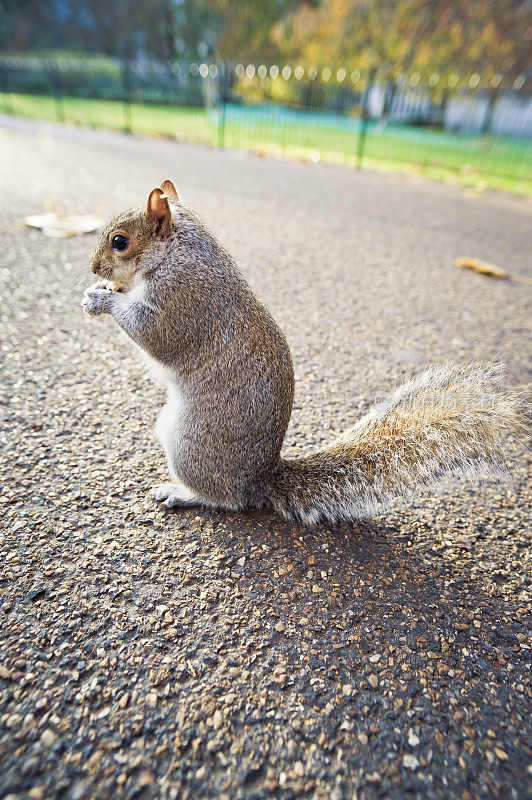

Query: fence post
left=218, top=95, right=226, bottom=148
left=121, top=61, right=132, bottom=133
left=356, top=67, right=377, bottom=170
left=0, top=64, right=13, bottom=114
left=48, top=64, right=65, bottom=122
left=382, top=74, right=396, bottom=118
left=434, top=87, right=449, bottom=129
left=217, top=63, right=226, bottom=148
left=481, top=86, right=500, bottom=135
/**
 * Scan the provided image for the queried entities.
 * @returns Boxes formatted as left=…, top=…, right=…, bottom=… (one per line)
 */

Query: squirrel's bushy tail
left=266, top=362, right=526, bottom=525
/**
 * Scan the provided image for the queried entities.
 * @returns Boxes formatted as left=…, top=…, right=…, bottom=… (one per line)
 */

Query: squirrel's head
left=90, top=180, right=178, bottom=291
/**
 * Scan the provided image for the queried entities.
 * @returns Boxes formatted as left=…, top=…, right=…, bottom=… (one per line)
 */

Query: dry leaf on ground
left=24, top=212, right=104, bottom=238
left=454, top=257, right=510, bottom=279
left=454, top=257, right=532, bottom=285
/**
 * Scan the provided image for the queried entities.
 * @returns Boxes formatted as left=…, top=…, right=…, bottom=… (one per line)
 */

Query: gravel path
left=0, top=116, right=531, bottom=800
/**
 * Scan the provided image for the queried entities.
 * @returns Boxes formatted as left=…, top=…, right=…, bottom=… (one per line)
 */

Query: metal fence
left=0, top=56, right=530, bottom=193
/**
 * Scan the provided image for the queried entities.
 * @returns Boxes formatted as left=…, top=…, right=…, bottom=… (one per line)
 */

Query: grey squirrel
left=82, top=181, right=524, bottom=524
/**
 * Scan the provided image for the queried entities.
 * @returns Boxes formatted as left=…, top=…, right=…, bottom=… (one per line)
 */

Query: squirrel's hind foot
left=152, top=482, right=200, bottom=510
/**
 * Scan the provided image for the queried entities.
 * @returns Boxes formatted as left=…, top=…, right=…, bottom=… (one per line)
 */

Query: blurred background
left=0, top=0, right=531, bottom=194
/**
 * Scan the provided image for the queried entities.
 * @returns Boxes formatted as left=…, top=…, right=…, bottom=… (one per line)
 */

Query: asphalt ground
left=0, top=115, right=531, bottom=800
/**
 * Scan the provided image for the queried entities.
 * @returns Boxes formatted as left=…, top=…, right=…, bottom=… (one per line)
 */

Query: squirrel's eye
left=111, top=234, right=129, bottom=251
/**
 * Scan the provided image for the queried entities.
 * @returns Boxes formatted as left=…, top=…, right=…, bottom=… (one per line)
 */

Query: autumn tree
left=272, top=0, right=531, bottom=78
left=0, top=0, right=529, bottom=77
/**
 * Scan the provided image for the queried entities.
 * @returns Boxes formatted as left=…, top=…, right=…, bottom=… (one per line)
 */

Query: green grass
left=221, top=105, right=532, bottom=195
left=0, top=93, right=215, bottom=144
left=1, top=91, right=530, bottom=195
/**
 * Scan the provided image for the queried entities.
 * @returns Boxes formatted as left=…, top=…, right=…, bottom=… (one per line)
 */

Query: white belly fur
left=141, top=353, right=197, bottom=501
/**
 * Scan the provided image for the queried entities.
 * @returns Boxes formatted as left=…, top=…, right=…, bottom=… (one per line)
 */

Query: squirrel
left=82, top=180, right=524, bottom=525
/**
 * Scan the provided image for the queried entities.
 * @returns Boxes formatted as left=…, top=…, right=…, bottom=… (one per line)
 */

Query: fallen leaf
left=454, top=257, right=510, bottom=279
left=454, top=257, right=532, bottom=285
left=24, top=212, right=104, bottom=238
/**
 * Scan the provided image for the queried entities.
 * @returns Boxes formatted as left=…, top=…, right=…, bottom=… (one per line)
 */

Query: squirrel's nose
left=90, top=258, right=101, bottom=275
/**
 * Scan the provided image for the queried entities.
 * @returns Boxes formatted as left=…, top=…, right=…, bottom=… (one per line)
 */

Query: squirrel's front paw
left=82, top=285, right=113, bottom=317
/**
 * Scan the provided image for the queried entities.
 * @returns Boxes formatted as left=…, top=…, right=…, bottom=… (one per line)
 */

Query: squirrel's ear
left=160, top=179, right=179, bottom=199
left=147, top=188, right=172, bottom=236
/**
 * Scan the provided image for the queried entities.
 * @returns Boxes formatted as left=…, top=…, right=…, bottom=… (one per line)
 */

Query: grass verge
left=1, top=92, right=530, bottom=195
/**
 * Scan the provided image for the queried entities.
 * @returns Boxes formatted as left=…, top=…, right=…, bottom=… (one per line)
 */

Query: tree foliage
left=0, top=0, right=304, bottom=61
left=0, top=0, right=179, bottom=59
left=273, top=0, right=531, bottom=78
left=0, top=0, right=529, bottom=77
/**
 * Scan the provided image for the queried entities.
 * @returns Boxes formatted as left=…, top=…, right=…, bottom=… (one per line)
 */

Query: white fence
left=366, top=84, right=532, bottom=137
